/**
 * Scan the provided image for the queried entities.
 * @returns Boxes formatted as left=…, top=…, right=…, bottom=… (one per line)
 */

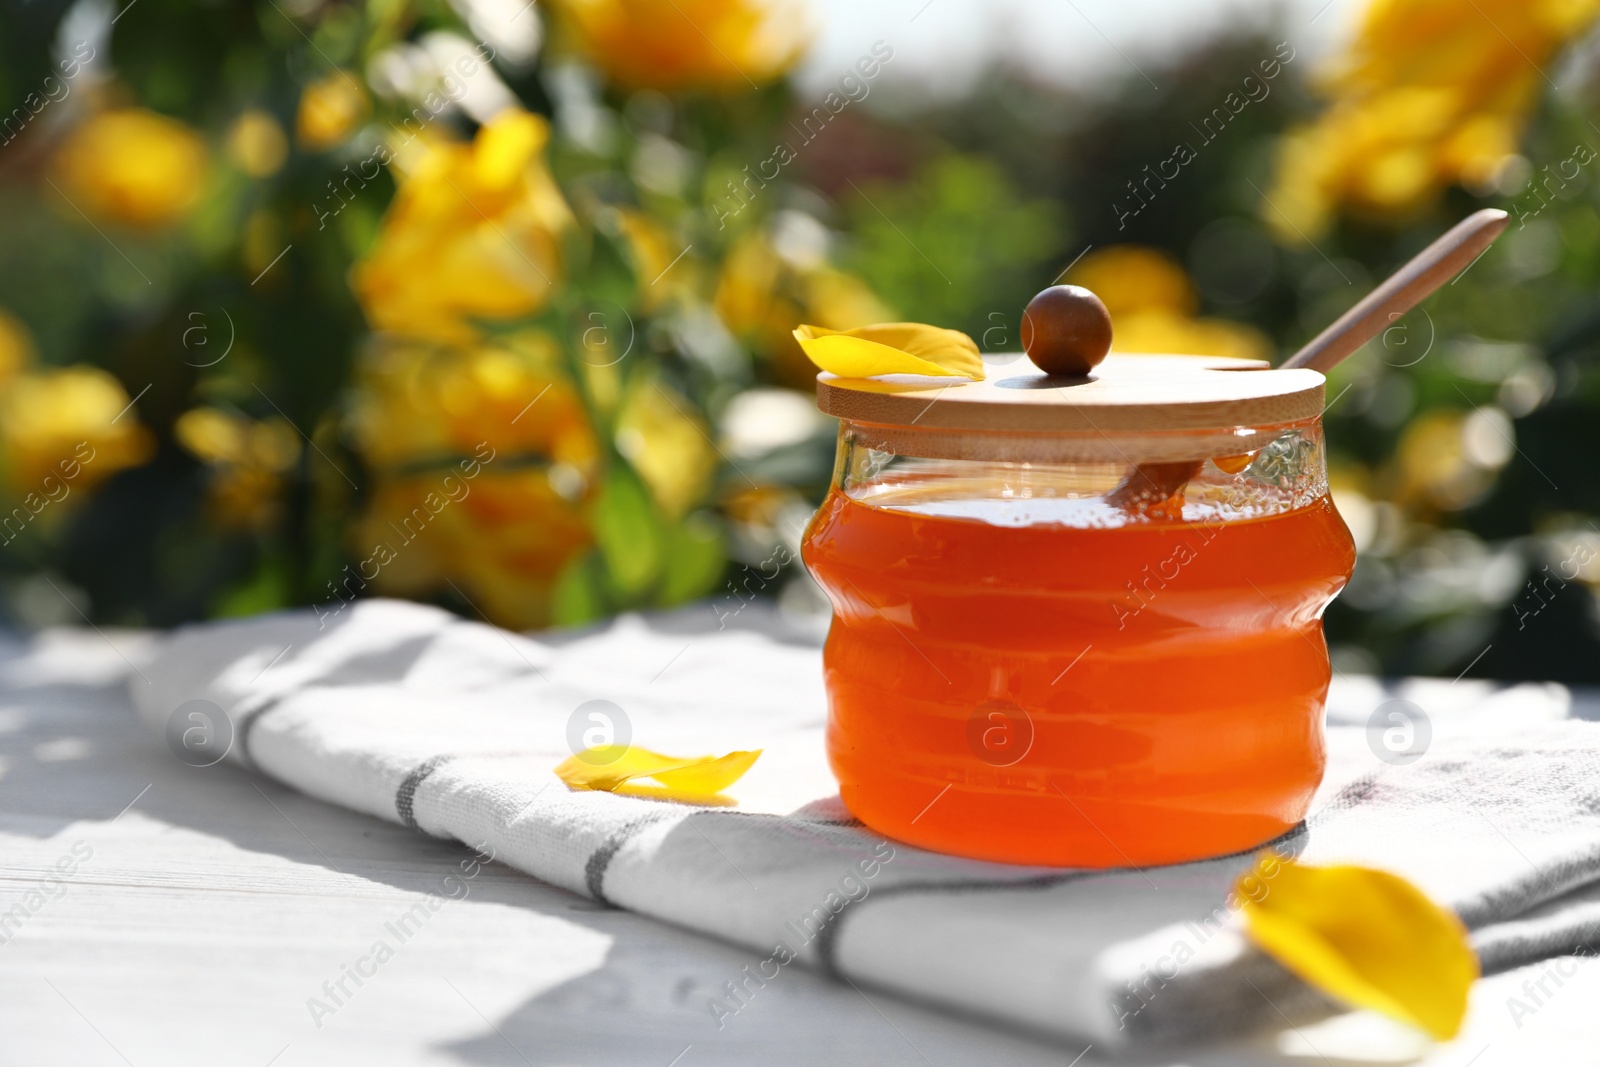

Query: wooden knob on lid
left=1021, top=285, right=1113, bottom=377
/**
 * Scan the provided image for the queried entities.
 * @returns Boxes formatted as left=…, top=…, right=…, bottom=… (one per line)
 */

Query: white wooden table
left=2, top=628, right=1596, bottom=1066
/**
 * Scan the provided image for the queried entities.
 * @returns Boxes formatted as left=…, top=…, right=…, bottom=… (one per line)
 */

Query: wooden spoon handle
left=1280, top=208, right=1509, bottom=373
left=1108, top=209, right=1511, bottom=514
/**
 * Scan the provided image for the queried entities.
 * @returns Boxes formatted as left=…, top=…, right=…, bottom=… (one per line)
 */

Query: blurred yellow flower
left=1393, top=407, right=1513, bottom=511
left=715, top=231, right=787, bottom=331
left=615, top=209, right=697, bottom=310
left=347, top=336, right=599, bottom=629
left=1111, top=313, right=1273, bottom=362
left=52, top=109, right=207, bottom=230
left=175, top=408, right=301, bottom=530
left=1068, top=244, right=1196, bottom=318
left=715, top=229, right=892, bottom=387
left=722, top=482, right=794, bottom=527
left=353, top=334, right=596, bottom=472
left=1, top=367, right=154, bottom=494
left=296, top=71, right=370, bottom=152
left=1268, top=0, right=1600, bottom=239
left=227, top=109, right=289, bottom=177
left=615, top=377, right=716, bottom=518
left=552, top=0, right=811, bottom=91
left=799, top=267, right=889, bottom=334
left=351, top=109, right=573, bottom=344
left=0, top=309, right=34, bottom=390
left=1066, top=246, right=1271, bottom=361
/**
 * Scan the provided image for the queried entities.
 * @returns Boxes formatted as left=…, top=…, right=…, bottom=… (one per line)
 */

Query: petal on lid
left=793, top=323, right=985, bottom=381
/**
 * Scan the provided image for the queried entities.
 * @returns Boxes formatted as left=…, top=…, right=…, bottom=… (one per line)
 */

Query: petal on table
left=1239, top=857, right=1477, bottom=1041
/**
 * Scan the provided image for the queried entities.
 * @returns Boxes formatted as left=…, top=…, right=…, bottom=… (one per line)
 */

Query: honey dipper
left=1019, top=208, right=1511, bottom=514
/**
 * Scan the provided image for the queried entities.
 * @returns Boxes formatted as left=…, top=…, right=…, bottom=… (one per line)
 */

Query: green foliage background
left=3, top=4, right=1599, bottom=683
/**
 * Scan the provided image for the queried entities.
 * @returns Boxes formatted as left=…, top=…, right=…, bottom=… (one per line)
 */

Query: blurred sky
left=796, top=0, right=1363, bottom=99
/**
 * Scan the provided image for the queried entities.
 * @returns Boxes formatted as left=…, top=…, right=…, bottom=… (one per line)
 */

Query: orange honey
left=803, top=486, right=1356, bottom=867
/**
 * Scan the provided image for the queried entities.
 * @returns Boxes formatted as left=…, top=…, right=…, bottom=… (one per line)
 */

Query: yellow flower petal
left=1, top=366, right=156, bottom=494
left=226, top=110, right=288, bottom=178
left=555, top=745, right=761, bottom=799
left=296, top=71, right=370, bottom=152
left=553, top=0, right=812, bottom=92
left=651, top=750, right=763, bottom=794
left=350, top=109, right=571, bottom=343
left=474, top=109, right=546, bottom=190
left=615, top=378, right=715, bottom=519
left=793, top=322, right=984, bottom=381
left=1239, top=857, right=1477, bottom=1040
left=53, top=109, right=207, bottom=230
left=1066, top=245, right=1196, bottom=318
left=0, top=307, right=35, bottom=388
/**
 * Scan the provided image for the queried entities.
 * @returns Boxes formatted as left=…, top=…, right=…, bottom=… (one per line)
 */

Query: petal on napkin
left=556, top=745, right=762, bottom=798
left=649, top=750, right=763, bottom=794
left=793, top=322, right=985, bottom=380
left=1238, top=857, right=1477, bottom=1040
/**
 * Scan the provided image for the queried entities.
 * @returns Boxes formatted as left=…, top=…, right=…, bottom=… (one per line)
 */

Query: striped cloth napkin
left=130, top=598, right=1600, bottom=1047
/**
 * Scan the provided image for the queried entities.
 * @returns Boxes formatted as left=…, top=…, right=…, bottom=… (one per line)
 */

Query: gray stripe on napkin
left=234, top=698, right=285, bottom=768
left=815, top=872, right=1087, bottom=976
left=585, top=813, right=675, bottom=905
left=396, top=755, right=456, bottom=831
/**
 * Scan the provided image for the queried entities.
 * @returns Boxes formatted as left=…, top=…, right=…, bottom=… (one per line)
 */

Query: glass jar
left=801, top=354, right=1356, bottom=867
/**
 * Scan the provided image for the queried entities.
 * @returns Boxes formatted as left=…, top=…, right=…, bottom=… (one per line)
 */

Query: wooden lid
left=815, top=353, right=1325, bottom=434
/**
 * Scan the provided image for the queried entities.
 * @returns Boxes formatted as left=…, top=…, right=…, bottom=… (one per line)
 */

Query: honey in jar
left=802, top=351, right=1355, bottom=867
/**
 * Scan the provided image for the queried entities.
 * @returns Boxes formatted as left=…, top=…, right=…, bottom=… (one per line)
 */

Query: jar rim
left=837, top=416, right=1323, bottom=465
